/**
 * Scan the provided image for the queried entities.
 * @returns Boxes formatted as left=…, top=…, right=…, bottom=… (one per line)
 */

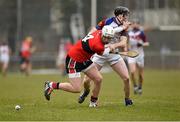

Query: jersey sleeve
left=140, top=31, right=147, bottom=42
left=95, top=17, right=113, bottom=30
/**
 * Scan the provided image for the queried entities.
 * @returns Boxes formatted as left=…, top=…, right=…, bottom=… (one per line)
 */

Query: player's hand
left=122, top=21, right=131, bottom=30
left=137, top=42, right=143, bottom=47
left=125, top=98, right=133, bottom=106
left=30, top=46, right=36, bottom=53
left=102, top=47, right=111, bottom=56
left=105, top=44, right=116, bottom=53
left=109, top=44, right=116, bottom=52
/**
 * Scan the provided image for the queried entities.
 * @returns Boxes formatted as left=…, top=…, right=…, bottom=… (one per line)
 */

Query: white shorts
left=128, top=54, right=144, bottom=67
left=0, top=55, right=9, bottom=64
left=92, top=53, right=123, bottom=66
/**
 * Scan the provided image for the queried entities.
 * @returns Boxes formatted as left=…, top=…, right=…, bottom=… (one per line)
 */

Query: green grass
left=0, top=69, right=180, bottom=121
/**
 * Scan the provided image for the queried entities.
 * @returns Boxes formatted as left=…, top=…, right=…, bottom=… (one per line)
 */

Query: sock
left=134, top=84, right=138, bottom=88
left=50, top=82, right=60, bottom=89
left=91, top=96, right=98, bottom=102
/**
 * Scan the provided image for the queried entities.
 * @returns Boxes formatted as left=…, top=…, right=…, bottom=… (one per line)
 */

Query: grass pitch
left=0, top=69, right=180, bottom=121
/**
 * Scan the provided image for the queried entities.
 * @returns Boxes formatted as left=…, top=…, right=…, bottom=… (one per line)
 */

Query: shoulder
left=90, top=31, right=102, bottom=43
left=91, top=30, right=101, bottom=36
left=138, top=29, right=145, bottom=36
left=89, top=31, right=102, bottom=45
left=105, top=17, right=115, bottom=25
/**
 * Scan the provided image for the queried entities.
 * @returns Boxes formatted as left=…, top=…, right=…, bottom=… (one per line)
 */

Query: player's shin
left=124, top=78, right=130, bottom=99
left=91, top=79, right=102, bottom=98
left=89, top=78, right=102, bottom=107
left=78, top=76, right=91, bottom=103
left=83, top=76, right=91, bottom=91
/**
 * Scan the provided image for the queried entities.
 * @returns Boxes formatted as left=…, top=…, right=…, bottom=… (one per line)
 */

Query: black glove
left=137, top=42, right=143, bottom=47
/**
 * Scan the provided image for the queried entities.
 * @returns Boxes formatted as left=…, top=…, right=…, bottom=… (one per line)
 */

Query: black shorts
left=20, top=57, right=30, bottom=64
left=65, top=55, right=93, bottom=74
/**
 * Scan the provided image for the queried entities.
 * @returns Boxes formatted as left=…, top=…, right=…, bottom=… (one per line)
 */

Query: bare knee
left=84, top=75, right=91, bottom=83
left=94, top=76, right=103, bottom=85
left=122, top=75, right=130, bottom=83
left=73, top=86, right=81, bottom=93
left=70, top=83, right=81, bottom=93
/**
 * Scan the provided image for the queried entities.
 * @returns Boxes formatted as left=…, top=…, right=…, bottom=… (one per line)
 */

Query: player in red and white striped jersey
left=19, top=36, right=36, bottom=76
left=44, top=26, right=121, bottom=107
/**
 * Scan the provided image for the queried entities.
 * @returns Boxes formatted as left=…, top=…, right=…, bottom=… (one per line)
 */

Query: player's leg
left=44, top=56, right=84, bottom=101
left=129, top=63, right=139, bottom=93
left=79, top=54, right=105, bottom=105
left=0, top=62, right=2, bottom=75
left=23, top=58, right=31, bottom=76
left=78, top=75, right=91, bottom=103
left=2, top=62, right=8, bottom=76
left=84, top=64, right=103, bottom=107
left=83, top=75, right=91, bottom=91
left=26, top=61, right=32, bottom=76
left=107, top=54, right=133, bottom=106
left=136, top=56, right=145, bottom=94
left=128, top=57, right=138, bottom=94
left=111, top=59, right=133, bottom=106
left=78, top=62, right=102, bottom=103
left=20, top=62, right=26, bottom=72
left=137, top=66, right=143, bottom=94
left=44, top=64, right=102, bottom=102
left=44, top=76, right=83, bottom=100
left=0, top=57, right=9, bottom=76
left=20, top=57, right=27, bottom=73
left=44, top=56, right=103, bottom=105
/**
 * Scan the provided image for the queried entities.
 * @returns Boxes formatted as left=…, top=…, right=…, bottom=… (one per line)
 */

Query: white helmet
left=102, top=25, right=115, bottom=38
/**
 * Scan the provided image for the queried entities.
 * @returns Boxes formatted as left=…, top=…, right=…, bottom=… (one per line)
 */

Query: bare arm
left=143, top=42, right=149, bottom=47
left=107, top=36, right=128, bottom=52
left=114, top=21, right=131, bottom=33
left=30, top=46, right=36, bottom=53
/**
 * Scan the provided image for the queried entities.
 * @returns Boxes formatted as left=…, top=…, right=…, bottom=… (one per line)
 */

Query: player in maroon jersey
left=128, top=18, right=149, bottom=94
left=44, top=26, right=120, bottom=106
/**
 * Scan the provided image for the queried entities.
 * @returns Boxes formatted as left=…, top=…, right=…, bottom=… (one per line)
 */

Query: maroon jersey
left=68, top=30, right=105, bottom=62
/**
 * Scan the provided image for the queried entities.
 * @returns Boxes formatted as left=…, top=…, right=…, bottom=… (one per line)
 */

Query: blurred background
left=0, top=0, right=180, bottom=72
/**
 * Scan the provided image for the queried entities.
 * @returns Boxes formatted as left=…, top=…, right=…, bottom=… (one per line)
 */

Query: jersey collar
left=113, top=17, right=122, bottom=26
